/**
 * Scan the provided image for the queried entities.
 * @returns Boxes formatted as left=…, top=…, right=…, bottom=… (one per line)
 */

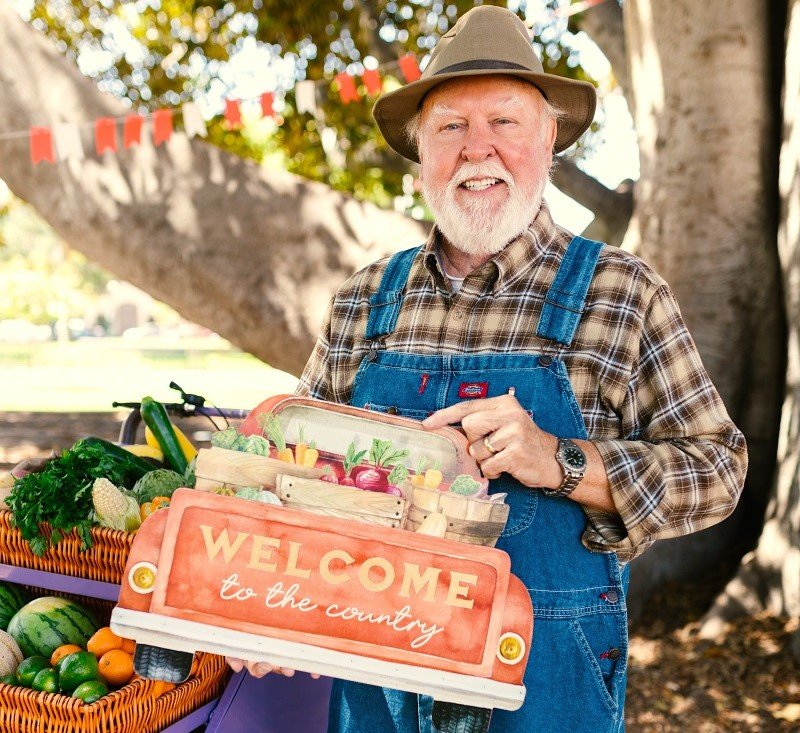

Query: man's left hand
left=422, top=395, right=561, bottom=489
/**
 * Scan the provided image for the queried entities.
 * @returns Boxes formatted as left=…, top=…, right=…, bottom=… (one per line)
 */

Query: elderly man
left=233, top=5, right=747, bottom=732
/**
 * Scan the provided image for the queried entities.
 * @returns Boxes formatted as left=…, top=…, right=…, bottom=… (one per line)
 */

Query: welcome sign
left=149, top=491, right=511, bottom=676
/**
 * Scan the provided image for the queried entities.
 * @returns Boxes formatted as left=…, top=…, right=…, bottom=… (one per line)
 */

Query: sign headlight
left=497, top=632, right=525, bottom=665
left=129, top=561, right=158, bottom=594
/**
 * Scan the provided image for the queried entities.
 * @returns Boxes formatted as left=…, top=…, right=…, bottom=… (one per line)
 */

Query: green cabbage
left=236, top=487, right=283, bottom=505
left=211, top=428, right=243, bottom=450
left=242, top=435, right=271, bottom=456
left=449, top=474, right=482, bottom=496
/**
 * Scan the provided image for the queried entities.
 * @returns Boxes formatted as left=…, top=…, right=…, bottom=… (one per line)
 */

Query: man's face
left=417, top=75, right=557, bottom=258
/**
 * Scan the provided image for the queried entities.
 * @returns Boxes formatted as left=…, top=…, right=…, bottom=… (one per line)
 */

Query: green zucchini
left=73, top=437, right=154, bottom=479
left=139, top=397, right=188, bottom=474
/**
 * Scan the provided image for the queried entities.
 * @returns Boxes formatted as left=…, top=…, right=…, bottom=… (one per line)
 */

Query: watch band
left=542, top=438, right=586, bottom=498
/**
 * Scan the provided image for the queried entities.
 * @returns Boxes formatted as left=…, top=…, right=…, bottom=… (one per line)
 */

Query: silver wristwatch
left=543, top=438, right=587, bottom=497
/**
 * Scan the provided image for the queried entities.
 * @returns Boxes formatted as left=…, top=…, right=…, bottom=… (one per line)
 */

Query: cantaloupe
left=0, top=630, right=23, bottom=678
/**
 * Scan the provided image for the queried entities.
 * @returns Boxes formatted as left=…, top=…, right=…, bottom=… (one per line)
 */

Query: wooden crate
left=275, top=475, right=408, bottom=528
left=194, top=447, right=325, bottom=491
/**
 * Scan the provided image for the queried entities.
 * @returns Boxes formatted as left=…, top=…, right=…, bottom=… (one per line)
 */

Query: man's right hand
left=225, top=657, right=320, bottom=679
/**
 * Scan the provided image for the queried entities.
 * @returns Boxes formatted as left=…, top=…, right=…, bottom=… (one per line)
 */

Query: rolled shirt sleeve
left=584, top=284, right=748, bottom=562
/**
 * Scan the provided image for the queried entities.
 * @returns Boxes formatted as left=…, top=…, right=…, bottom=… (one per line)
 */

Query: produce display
left=0, top=583, right=143, bottom=703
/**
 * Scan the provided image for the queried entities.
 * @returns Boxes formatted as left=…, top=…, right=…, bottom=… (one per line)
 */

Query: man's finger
left=422, top=398, right=501, bottom=429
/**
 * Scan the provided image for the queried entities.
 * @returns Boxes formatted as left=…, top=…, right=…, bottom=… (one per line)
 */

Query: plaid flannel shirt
left=297, top=201, right=747, bottom=563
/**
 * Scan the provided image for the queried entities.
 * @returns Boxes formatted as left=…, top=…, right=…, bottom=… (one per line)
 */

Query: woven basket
left=0, top=511, right=133, bottom=585
left=406, top=487, right=510, bottom=547
left=0, top=591, right=230, bottom=733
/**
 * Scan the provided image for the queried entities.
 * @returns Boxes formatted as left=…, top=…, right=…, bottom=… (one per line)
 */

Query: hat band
left=434, top=59, right=531, bottom=76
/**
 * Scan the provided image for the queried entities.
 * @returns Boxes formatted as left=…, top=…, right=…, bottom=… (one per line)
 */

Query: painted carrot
left=423, top=459, right=443, bottom=490
left=411, top=456, right=429, bottom=488
left=303, top=441, right=319, bottom=468
left=294, top=425, right=308, bottom=465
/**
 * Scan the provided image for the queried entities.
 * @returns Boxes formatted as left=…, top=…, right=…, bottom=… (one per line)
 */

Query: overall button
left=386, top=406, right=399, bottom=415
left=603, top=590, right=619, bottom=604
left=538, top=355, right=553, bottom=366
left=607, top=648, right=621, bottom=661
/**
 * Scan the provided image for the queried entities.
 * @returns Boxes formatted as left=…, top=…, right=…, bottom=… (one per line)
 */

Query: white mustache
left=451, top=164, right=514, bottom=189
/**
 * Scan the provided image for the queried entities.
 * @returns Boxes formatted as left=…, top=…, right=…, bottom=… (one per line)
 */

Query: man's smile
left=460, top=177, right=506, bottom=191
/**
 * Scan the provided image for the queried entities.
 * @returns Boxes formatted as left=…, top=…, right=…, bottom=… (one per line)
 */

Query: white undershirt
left=435, top=247, right=466, bottom=293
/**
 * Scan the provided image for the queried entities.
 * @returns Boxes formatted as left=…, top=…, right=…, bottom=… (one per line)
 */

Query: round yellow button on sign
left=129, top=561, right=158, bottom=594
left=497, top=632, right=526, bottom=665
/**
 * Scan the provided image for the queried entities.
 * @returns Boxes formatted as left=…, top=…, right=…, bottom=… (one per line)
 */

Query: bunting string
left=0, top=0, right=610, bottom=165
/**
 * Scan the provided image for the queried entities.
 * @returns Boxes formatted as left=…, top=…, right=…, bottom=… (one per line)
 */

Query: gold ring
left=484, top=436, right=498, bottom=455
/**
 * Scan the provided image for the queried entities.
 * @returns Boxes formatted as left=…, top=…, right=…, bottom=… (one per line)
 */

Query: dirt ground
left=1, top=412, right=798, bottom=732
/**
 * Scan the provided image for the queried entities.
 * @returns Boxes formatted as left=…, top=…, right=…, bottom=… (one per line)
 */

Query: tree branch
left=551, top=158, right=633, bottom=246
left=577, top=0, right=630, bottom=98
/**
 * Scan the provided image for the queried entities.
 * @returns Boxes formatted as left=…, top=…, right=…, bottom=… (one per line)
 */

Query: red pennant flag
left=260, top=92, right=275, bottom=118
left=335, top=72, right=359, bottom=104
left=152, top=109, right=173, bottom=146
left=30, top=127, right=55, bottom=164
left=95, top=118, right=117, bottom=155
left=224, top=98, right=242, bottom=127
left=398, top=54, right=422, bottom=83
left=123, top=115, right=144, bottom=148
left=362, top=69, right=383, bottom=95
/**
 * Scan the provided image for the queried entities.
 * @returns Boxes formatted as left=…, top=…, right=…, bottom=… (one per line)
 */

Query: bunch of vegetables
left=7, top=397, right=200, bottom=554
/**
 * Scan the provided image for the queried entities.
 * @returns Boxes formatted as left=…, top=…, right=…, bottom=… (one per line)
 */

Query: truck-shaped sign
left=111, top=396, right=533, bottom=732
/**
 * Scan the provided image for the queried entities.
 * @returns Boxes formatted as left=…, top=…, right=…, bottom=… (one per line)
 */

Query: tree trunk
left=700, top=0, right=799, bottom=653
left=0, top=3, right=428, bottom=377
left=621, top=0, right=785, bottom=612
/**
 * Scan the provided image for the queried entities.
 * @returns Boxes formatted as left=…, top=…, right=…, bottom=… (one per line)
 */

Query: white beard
left=423, top=161, right=546, bottom=258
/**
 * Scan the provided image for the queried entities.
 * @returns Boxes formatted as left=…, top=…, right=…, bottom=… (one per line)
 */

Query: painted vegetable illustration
left=423, top=459, right=443, bottom=490
left=341, top=443, right=368, bottom=487
left=411, top=457, right=429, bottom=488
left=260, top=414, right=294, bottom=463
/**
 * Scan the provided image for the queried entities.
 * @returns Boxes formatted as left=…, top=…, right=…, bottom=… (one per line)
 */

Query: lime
left=0, top=673, right=17, bottom=686
left=72, top=679, right=108, bottom=703
left=15, top=656, right=50, bottom=687
left=32, top=667, right=59, bottom=693
left=57, top=651, right=100, bottom=694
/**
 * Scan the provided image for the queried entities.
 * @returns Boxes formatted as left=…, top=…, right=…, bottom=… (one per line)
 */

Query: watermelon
left=7, top=597, right=99, bottom=659
left=0, top=582, right=28, bottom=631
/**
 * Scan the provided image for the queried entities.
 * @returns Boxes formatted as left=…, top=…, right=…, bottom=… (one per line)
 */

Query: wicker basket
left=0, top=511, right=133, bottom=585
left=0, top=591, right=230, bottom=733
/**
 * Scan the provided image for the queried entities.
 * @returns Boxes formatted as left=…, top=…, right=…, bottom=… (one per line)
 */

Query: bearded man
left=231, top=6, right=747, bottom=733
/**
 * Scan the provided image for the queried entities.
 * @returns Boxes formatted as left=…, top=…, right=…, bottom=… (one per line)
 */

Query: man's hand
left=422, top=394, right=561, bottom=490
left=225, top=657, right=321, bottom=680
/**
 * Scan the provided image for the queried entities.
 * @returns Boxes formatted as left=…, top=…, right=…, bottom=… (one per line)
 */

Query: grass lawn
left=0, top=338, right=299, bottom=412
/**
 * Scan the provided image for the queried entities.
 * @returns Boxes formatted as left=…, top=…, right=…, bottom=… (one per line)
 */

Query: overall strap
left=365, top=246, right=423, bottom=340
left=536, top=235, right=604, bottom=346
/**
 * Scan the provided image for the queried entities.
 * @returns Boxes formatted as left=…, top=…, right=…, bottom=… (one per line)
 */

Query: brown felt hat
left=372, top=5, right=597, bottom=162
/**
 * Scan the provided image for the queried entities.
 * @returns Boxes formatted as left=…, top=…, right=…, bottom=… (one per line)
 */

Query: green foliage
left=21, top=1, right=599, bottom=208
left=0, top=198, right=110, bottom=324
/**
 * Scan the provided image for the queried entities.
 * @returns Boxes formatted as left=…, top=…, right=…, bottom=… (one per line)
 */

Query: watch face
left=561, top=444, right=586, bottom=470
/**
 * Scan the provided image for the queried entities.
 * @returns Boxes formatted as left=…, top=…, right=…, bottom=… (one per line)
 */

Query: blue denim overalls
left=329, top=236, right=630, bottom=733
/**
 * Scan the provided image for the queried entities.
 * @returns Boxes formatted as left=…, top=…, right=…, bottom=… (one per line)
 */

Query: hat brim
left=372, top=69, right=597, bottom=163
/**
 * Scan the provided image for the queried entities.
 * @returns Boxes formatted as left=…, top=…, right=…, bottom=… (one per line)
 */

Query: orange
left=151, top=680, right=176, bottom=697
left=97, top=649, right=134, bottom=687
left=87, top=627, right=123, bottom=659
left=120, top=638, right=136, bottom=655
left=51, top=644, right=82, bottom=668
